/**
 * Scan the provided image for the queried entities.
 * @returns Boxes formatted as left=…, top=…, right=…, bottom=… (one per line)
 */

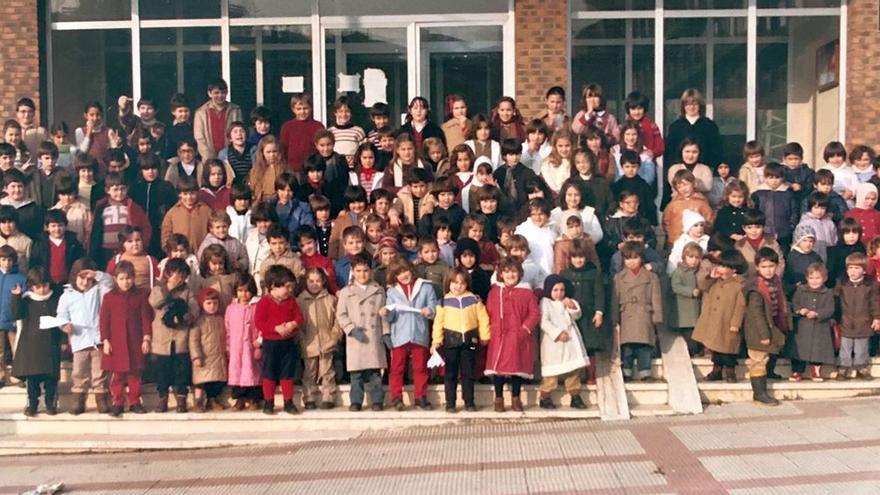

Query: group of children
left=2, top=79, right=879, bottom=418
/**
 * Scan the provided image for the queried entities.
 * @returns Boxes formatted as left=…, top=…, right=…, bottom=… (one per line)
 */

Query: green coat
left=743, top=281, right=787, bottom=354
left=561, top=264, right=606, bottom=352
left=669, top=264, right=700, bottom=329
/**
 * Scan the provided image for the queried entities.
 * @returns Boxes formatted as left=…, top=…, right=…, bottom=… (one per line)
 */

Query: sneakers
left=349, top=403, right=362, bottom=412
left=283, top=399, right=299, bottom=414
left=788, top=372, right=803, bottom=382
left=415, top=397, right=433, bottom=411
left=810, top=365, right=824, bottom=382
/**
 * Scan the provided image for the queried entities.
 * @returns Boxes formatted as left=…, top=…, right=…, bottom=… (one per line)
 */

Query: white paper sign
left=40, top=316, right=69, bottom=330
left=427, top=351, right=445, bottom=369
left=363, top=68, right=387, bottom=106
left=337, top=73, right=361, bottom=93
left=281, top=76, right=304, bottom=93
left=383, top=304, right=423, bottom=315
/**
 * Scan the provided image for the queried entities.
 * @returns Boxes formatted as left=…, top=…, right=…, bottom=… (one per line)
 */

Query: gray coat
left=788, top=285, right=836, bottom=365
left=612, top=268, right=663, bottom=346
left=670, top=265, right=700, bottom=328
left=336, top=281, right=390, bottom=371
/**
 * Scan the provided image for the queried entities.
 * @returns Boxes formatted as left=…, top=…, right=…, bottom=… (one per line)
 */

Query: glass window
left=319, top=0, right=509, bottom=16
left=139, top=0, right=221, bottom=19
left=571, top=19, right=655, bottom=120
left=570, top=0, right=654, bottom=10
left=229, top=0, right=312, bottom=17
left=665, top=17, right=746, bottom=167
left=140, top=28, right=222, bottom=118
left=757, top=15, right=840, bottom=166
left=51, top=0, right=130, bottom=22
left=325, top=28, right=408, bottom=129
left=230, top=25, right=312, bottom=125
left=666, top=0, right=745, bottom=8
left=758, top=0, right=838, bottom=7
left=51, top=30, right=131, bottom=130
left=419, top=26, right=503, bottom=119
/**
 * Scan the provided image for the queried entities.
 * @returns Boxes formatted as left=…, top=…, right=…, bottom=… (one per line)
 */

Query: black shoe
left=45, top=406, right=58, bottom=416
left=349, top=403, right=362, bottom=412
left=705, top=367, right=723, bottom=382
left=283, top=400, right=299, bottom=414
left=415, top=397, right=432, bottom=410
left=570, top=395, right=587, bottom=410
left=129, top=403, right=147, bottom=414
left=465, top=404, right=477, bottom=412
left=304, top=401, right=317, bottom=410
left=109, top=405, right=124, bottom=417
left=23, top=405, right=37, bottom=417
left=319, top=401, right=335, bottom=410
left=766, top=372, right=783, bottom=381
left=392, top=398, right=405, bottom=411
left=370, top=403, right=384, bottom=412
left=263, top=401, right=275, bottom=415
left=539, top=397, right=556, bottom=410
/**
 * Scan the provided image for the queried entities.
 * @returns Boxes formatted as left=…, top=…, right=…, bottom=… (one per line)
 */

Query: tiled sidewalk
left=3, top=398, right=880, bottom=494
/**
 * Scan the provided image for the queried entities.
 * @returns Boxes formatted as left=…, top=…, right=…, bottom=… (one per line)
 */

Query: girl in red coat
left=485, top=257, right=540, bottom=413
left=99, top=261, right=153, bottom=417
left=254, top=264, right=304, bottom=415
left=844, top=183, right=880, bottom=248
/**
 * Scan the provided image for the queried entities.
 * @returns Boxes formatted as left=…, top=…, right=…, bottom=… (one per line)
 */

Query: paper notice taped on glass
left=337, top=73, right=361, bottom=93
left=363, top=68, right=387, bottom=107
left=281, top=76, right=304, bottom=93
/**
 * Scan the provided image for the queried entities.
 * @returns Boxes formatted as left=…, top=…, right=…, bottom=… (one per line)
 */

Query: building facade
left=0, top=0, right=874, bottom=166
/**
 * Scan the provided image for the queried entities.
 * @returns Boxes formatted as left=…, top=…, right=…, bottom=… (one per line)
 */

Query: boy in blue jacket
left=0, top=245, right=26, bottom=387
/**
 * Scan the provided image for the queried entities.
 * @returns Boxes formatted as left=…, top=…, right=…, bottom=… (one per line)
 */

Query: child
left=784, top=225, right=822, bottom=297
left=670, top=242, right=703, bottom=352
left=218, top=121, right=253, bottom=179
left=612, top=242, right=662, bottom=382
left=493, top=139, right=545, bottom=216
left=279, top=94, right=325, bottom=176
left=189, top=288, right=229, bottom=413
left=467, top=160, right=497, bottom=214
left=844, top=182, right=880, bottom=247
left=435, top=219, right=456, bottom=267
left=193, top=78, right=242, bottom=160
left=0, top=206, right=32, bottom=272
left=485, top=258, right=540, bottom=412
left=708, top=162, right=737, bottom=208
left=164, top=138, right=201, bottom=190
left=225, top=274, right=262, bottom=410
left=413, top=236, right=450, bottom=300
left=667, top=210, right=709, bottom=275
left=714, top=181, right=748, bottom=243
left=611, top=121, right=657, bottom=185
left=149, top=258, right=199, bottom=413
left=751, top=162, right=798, bottom=250
left=3, top=119, right=32, bottom=170
left=50, top=175, right=92, bottom=248
left=30, top=210, right=86, bottom=286
left=165, top=93, right=194, bottom=160
left=573, top=149, right=613, bottom=221
left=665, top=138, right=714, bottom=196
left=602, top=191, right=656, bottom=263
left=297, top=268, right=342, bottom=409
left=735, top=209, right=786, bottom=278
left=74, top=153, right=99, bottom=207
left=553, top=215, right=601, bottom=274
left=200, top=244, right=237, bottom=307
left=197, top=159, right=232, bottom=210
left=560, top=239, right=605, bottom=385
left=31, top=141, right=64, bottom=209
left=391, top=168, right=435, bottom=227
left=801, top=169, right=848, bottom=223
left=226, top=182, right=253, bottom=243
left=423, top=137, right=449, bottom=177
left=624, top=91, right=664, bottom=158
left=849, top=145, right=876, bottom=184
left=474, top=184, right=502, bottom=243
left=372, top=236, right=398, bottom=289
left=117, top=95, right=159, bottom=148
left=309, top=195, right=333, bottom=257
left=460, top=214, right=499, bottom=272
left=336, top=253, right=389, bottom=411
left=74, top=101, right=112, bottom=169
left=0, top=246, right=26, bottom=386
left=737, top=140, right=767, bottom=194
left=788, top=262, right=836, bottom=382
left=248, top=135, right=286, bottom=204
left=129, top=155, right=177, bottom=257
left=520, top=119, right=551, bottom=175
left=15, top=97, right=48, bottom=157
left=609, top=218, right=664, bottom=275
left=693, top=249, right=748, bottom=383
left=89, top=172, right=152, bottom=268
left=781, top=142, right=814, bottom=205
left=539, top=275, right=589, bottom=409
left=329, top=186, right=369, bottom=260
left=550, top=179, right=604, bottom=241
left=663, top=169, right=714, bottom=247
left=419, top=179, right=466, bottom=240
left=158, top=233, right=199, bottom=287
left=819, top=141, right=856, bottom=205
left=743, top=247, right=789, bottom=405
left=247, top=105, right=273, bottom=150
left=99, top=260, right=152, bottom=416
left=611, top=150, right=658, bottom=226
left=328, top=96, right=366, bottom=164
left=834, top=252, right=880, bottom=381
left=367, top=102, right=391, bottom=147
left=197, top=210, right=249, bottom=272
left=572, top=84, right=619, bottom=145
left=334, top=226, right=368, bottom=289
left=826, top=217, right=866, bottom=287
left=441, top=95, right=470, bottom=153
left=1, top=169, right=43, bottom=239
left=381, top=133, right=429, bottom=196
left=540, top=130, right=574, bottom=195
left=160, top=179, right=212, bottom=252
left=491, top=96, right=526, bottom=144
left=296, top=226, right=338, bottom=293
left=11, top=267, right=62, bottom=416
left=380, top=258, right=439, bottom=411
left=351, top=142, right=384, bottom=199
left=399, top=97, right=446, bottom=152
left=254, top=265, right=305, bottom=414
left=260, top=225, right=305, bottom=289
left=465, top=114, right=501, bottom=170
left=514, top=199, right=555, bottom=278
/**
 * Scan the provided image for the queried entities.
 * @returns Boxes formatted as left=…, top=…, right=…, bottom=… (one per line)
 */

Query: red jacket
left=301, top=251, right=338, bottom=293
left=845, top=207, right=880, bottom=248
left=280, top=119, right=325, bottom=174
left=100, top=288, right=153, bottom=373
left=254, top=294, right=305, bottom=341
left=485, top=284, right=540, bottom=378
left=634, top=115, right=665, bottom=159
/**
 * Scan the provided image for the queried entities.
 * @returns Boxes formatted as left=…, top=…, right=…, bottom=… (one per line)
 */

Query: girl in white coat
left=539, top=275, right=589, bottom=409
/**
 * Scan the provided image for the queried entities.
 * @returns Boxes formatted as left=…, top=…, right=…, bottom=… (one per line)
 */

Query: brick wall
left=845, top=0, right=880, bottom=150
left=514, top=0, right=569, bottom=119
left=0, top=0, right=41, bottom=122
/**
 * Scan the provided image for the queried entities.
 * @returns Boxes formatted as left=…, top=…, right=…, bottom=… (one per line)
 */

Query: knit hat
left=197, top=287, right=220, bottom=306
left=792, top=224, right=816, bottom=250
left=542, top=274, right=572, bottom=299
left=855, top=182, right=879, bottom=209
left=454, top=238, right=481, bottom=264
left=681, top=209, right=706, bottom=235
left=374, top=235, right=399, bottom=259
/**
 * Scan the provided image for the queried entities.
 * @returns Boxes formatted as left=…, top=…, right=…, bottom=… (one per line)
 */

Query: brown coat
left=189, top=314, right=228, bottom=384
left=149, top=283, right=199, bottom=356
left=662, top=192, right=714, bottom=246
left=248, top=162, right=285, bottom=204
left=296, top=289, right=343, bottom=358
left=552, top=235, right=600, bottom=274
left=259, top=249, right=305, bottom=284
left=735, top=235, right=785, bottom=278
left=611, top=268, right=663, bottom=345
left=329, top=210, right=370, bottom=260
left=743, top=282, right=786, bottom=353
left=391, top=186, right=437, bottom=226
left=160, top=202, right=213, bottom=253
left=335, top=281, right=390, bottom=371
left=835, top=277, right=880, bottom=339
left=693, top=275, right=746, bottom=354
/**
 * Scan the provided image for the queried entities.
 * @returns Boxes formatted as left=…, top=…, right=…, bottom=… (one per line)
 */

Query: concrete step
left=698, top=379, right=880, bottom=403
left=649, top=357, right=880, bottom=381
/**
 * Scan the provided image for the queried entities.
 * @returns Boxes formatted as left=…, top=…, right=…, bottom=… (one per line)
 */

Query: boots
left=751, top=376, right=779, bottom=406
left=493, top=397, right=505, bottom=413
left=69, top=393, right=86, bottom=416
left=193, top=396, right=206, bottom=413
left=155, top=395, right=168, bottom=413
left=570, top=394, right=587, bottom=410
left=724, top=367, right=737, bottom=383
left=175, top=394, right=188, bottom=413
left=511, top=396, right=524, bottom=412
left=95, top=393, right=110, bottom=414
left=705, top=365, right=723, bottom=381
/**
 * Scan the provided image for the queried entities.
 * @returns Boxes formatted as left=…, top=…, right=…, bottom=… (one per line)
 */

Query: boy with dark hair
left=0, top=245, right=26, bottom=386
left=1, top=168, right=43, bottom=239
left=367, top=102, right=391, bottom=146
left=392, top=168, right=435, bottom=226
left=334, top=226, right=368, bottom=289
left=31, top=141, right=64, bottom=209
left=623, top=91, right=663, bottom=159
left=475, top=185, right=502, bottom=243
left=374, top=126, right=396, bottom=170
left=30, top=210, right=85, bottom=286
left=493, top=138, right=546, bottom=216
left=259, top=225, right=305, bottom=288
left=802, top=169, right=848, bottom=223
left=164, top=93, right=194, bottom=159
left=308, top=130, right=348, bottom=215
left=270, top=172, right=313, bottom=243
left=827, top=217, right=866, bottom=287
left=280, top=94, right=325, bottom=177
left=160, top=178, right=212, bottom=251
left=15, top=97, right=48, bottom=158
left=130, top=154, right=177, bottom=257
left=735, top=208, right=785, bottom=279
left=413, top=236, right=449, bottom=299
left=744, top=247, right=789, bottom=404
left=0, top=143, right=16, bottom=172
left=418, top=179, right=465, bottom=238
left=117, top=95, right=159, bottom=148
left=781, top=142, right=814, bottom=204
left=193, top=78, right=243, bottom=160
left=609, top=217, right=664, bottom=274
left=611, top=150, right=657, bottom=225
left=248, top=105, right=273, bottom=149
left=309, top=195, right=333, bottom=257
left=0, top=205, right=32, bottom=272
left=397, top=224, right=420, bottom=263
left=751, top=162, right=798, bottom=251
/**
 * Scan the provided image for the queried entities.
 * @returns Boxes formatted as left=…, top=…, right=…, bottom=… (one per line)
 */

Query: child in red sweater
left=254, top=265, right=304, bottom=415
left=296, top=226, right=338, bottom=293
left=279, top=94, right=324, bottom=177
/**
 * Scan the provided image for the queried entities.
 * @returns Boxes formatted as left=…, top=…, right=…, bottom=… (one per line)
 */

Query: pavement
left=3, top=398, right=880, bottom=494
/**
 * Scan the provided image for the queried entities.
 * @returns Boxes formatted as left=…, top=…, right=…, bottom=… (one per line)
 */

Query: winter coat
left=485, top=283, right=540, bottom=378
left=835, top=277, right=880, bottom=339
left=149, top=283, right=199, bottom=356
left=431, top=292, right=491, bottom=349
left=664, top=116, right=723, bottom=169
left=737, top=162, right=765, bottom=195
left=783, top=249, right=823, bottom=297
left=693, top=276, right=746, bottom=355
left=0, top=268, right=26, bottom=331
left=492, top=163, right=548, bottom=216
left=845, top=207, right=880, bottom=248
left=296, top=289, right=343, bottom=358
left=796, top=213, right=837, bottom=261
left=413, top=261, right=450, bottom=300
left=515, top=218, right=555, bottom=277
left=225, top=298, right=261, bottom=387
left=203, top=273, right=237, bottom=309
left=751, top=184, right=798, bottom=239
left=670, top=264, right=700, bottom=329
left=50, top=199, right=93, bottom=248
left=189, top=314, right=228, bottom=384
left=715, top=205, right=746, bottom=239
left=89, top=197, right=152, bottom=267
left=336, top=281, right=390, bottom=371
left=553, top=236, right=601, bottom=274
left=197, top=234, right=249, bottom=273
left=418, top=203, right=466, bottom=239
left=245, top=229, right=270, bottom=278
left=107, top=253, right=160, bottom=290
left=575, top=174, right=613, bottom=222
left=198, top=186, right=231, bottom=210
left=384, top=279, right=438, bottom=348
left=800, top=191, right=848, bottom=224
left=259, top=249, right=305, bottom=286
left=391, top=186, right=436, bottom=227
left=826, top=242, right=866, bottom=287
left=99, top=288, right=152, bottom=372
left=561, top=263, right=606, bottom=352
left=667, top=162, right=714, bottom=194
left=549, top=207, right=604, bottom=243
left=227, top=206, right=252, bottom=244
left=329, top=210, right=369, bottom=260
left=193, top=101, right=243, bottom=160
left=782, top=164, right=815, bottom=204
left=56, top=271, right=114, bottom=353
left=540, top=298, right=589, bottom=377
left=742, top=279, right=787, bottom=353
left=269, top=197, right=314, bottom=245
left=662, top=192, right=714, bottom=246
left=612, top=268, right=662, bottom=346
left=160, top=202, right=212, bottom=253
left=735, top=236, right=786, bottom=278
left=11, top=292, right=63, bottom=378
left=667, top=234, right=709, bottom=275
left=30, top=232, right=86, bottom=284
left=788, top=285, right=836, bottom=365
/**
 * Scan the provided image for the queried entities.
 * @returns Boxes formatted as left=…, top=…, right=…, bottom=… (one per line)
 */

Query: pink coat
left=225, top=298, right=262, bottom=387
left=485, top=284, right=540, bottom=379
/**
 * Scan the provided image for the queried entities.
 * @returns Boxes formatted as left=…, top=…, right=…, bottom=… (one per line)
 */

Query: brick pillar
left=514, top=0, right=569, bottom=119
left=0, top=0, right=41, bottom=122
left=845, top=0, right=880, bottom=151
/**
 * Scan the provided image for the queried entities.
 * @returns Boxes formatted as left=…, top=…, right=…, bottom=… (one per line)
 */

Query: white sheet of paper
left=39, top=316, right=69, bottom=330
left=363, top=68, right=387, bottom=106
left=427, top=351, right=445, bottom=369
left=281, top=76, right=304, bottom=93
left=337, top=73, right=361, bottom=93
left=383, top=304, right=423, bottom=315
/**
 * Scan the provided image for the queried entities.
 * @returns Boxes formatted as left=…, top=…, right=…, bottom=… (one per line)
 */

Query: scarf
left=757, top=276, right=789, bottom=332
left=400, top=280, right=416, bottom=300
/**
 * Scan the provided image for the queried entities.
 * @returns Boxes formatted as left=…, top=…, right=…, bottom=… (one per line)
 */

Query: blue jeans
left=349, top=369, right=384, bottom=406
left=622, top=343, right=653, bottom=373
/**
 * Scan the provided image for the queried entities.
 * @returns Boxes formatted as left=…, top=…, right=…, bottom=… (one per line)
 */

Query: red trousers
left=390, top=342, right=429, bottom=400
left=110, top=371, right=142, bottom=406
